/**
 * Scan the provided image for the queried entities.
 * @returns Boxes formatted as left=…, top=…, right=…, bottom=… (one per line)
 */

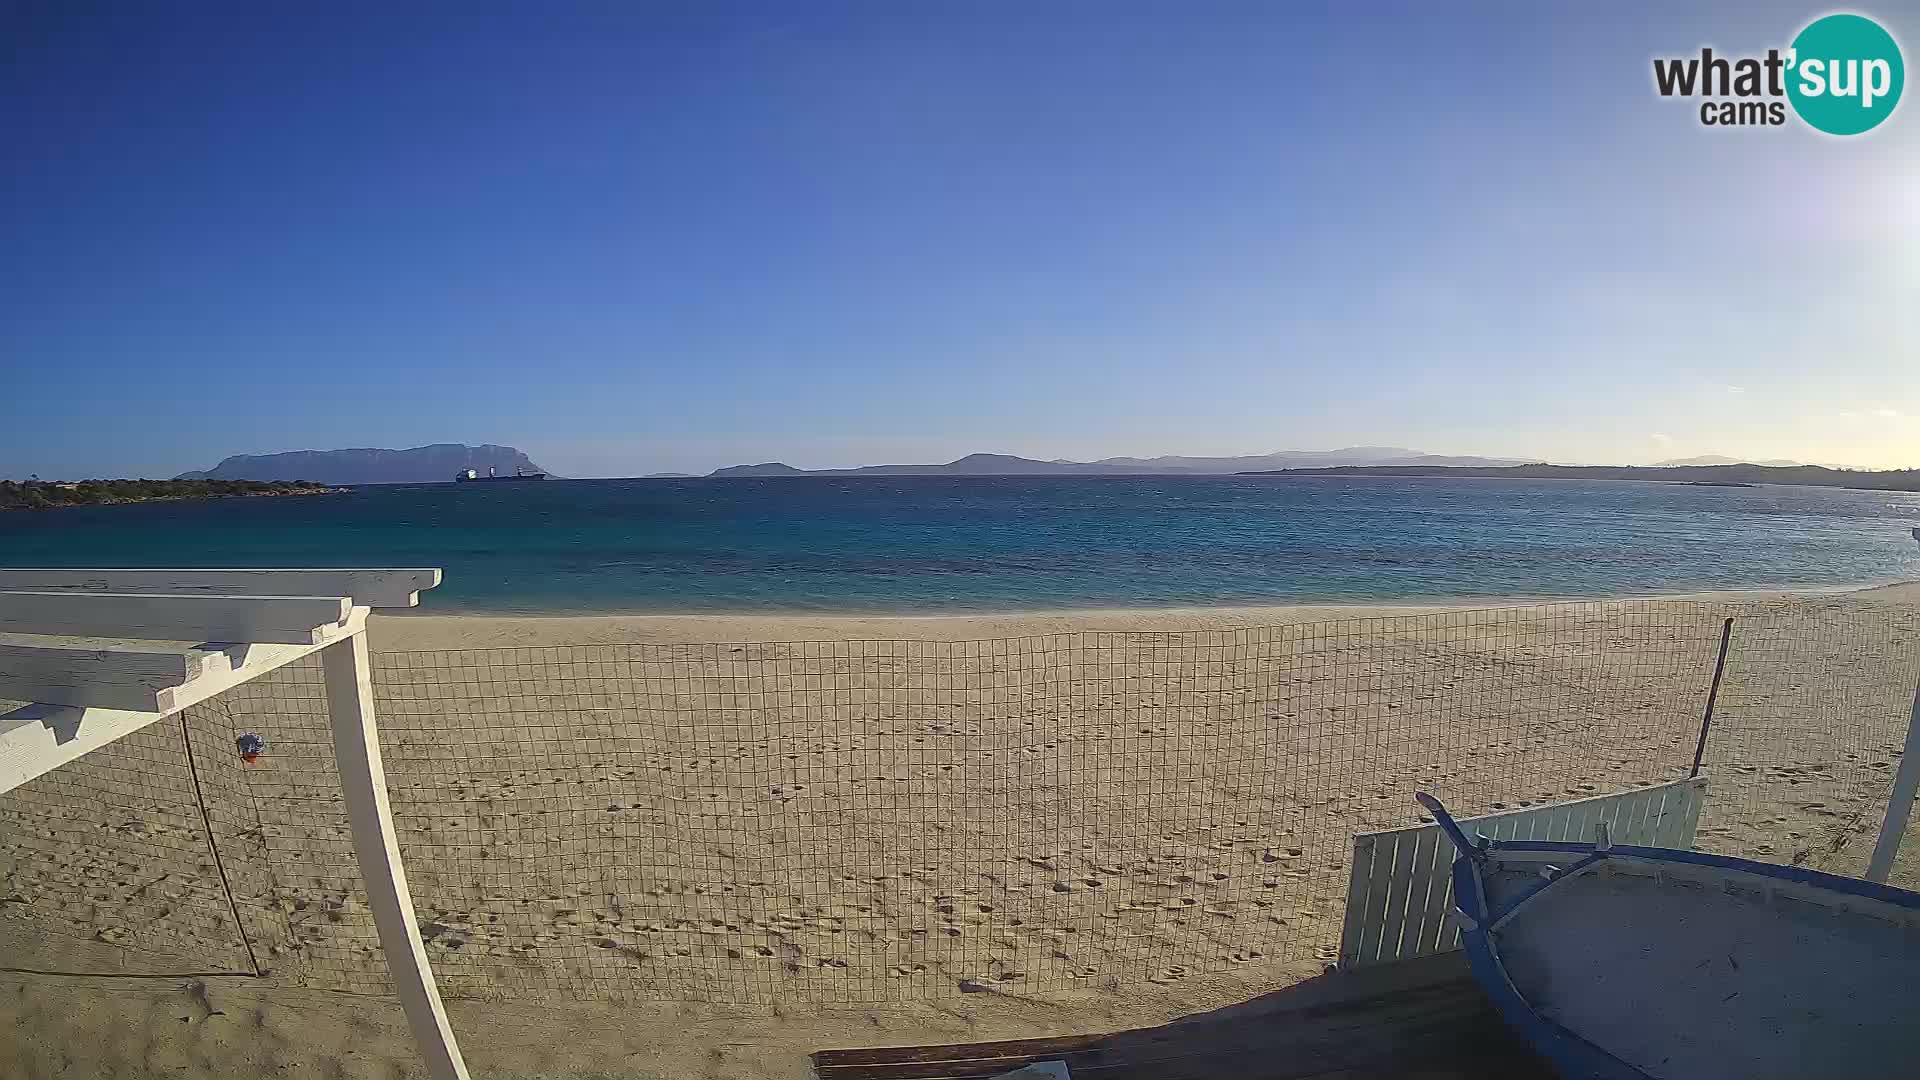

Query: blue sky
left=3, top=2, right=1915, bottom=479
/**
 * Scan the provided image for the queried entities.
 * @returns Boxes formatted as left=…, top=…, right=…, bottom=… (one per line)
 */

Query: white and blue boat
left=1418, top=791, right=1920, bottom=1080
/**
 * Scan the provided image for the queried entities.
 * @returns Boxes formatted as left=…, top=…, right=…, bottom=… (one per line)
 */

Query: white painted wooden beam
left=0, top=569, right=442, bottom=608
left=0, top=608, right=367, bottom=793
left=0, top=707, right=178, bottom=793
left=0, top=591, right=351, bottom=644
left=322, top=632, right=470, bottom=1080
left=0, top=638, right=202, bottom=711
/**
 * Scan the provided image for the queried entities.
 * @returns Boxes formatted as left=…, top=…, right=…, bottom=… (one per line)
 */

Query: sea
left=2, top=476, right=1917, bottom=615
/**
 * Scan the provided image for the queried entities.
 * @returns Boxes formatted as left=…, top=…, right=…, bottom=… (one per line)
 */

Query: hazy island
left=0, top=478, right=343, bottom=511
left=180, top=443, right=553, bottom=485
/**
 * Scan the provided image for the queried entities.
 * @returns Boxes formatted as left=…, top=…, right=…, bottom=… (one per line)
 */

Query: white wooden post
left=322, top=631, right=470, bottom=1080
left=1866, top=674, right=1920, bottom=883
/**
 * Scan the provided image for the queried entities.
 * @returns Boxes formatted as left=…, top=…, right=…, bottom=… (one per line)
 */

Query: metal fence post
left=1865, top=672, right=1920, bottom=884
left=1689, top=618, right=1735, bottom=779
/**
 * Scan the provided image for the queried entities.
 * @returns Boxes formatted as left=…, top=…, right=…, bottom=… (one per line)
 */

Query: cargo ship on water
left=455, top=466, right=546, bottom=482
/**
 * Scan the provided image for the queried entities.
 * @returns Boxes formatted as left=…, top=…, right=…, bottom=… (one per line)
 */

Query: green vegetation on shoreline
left=1240, top=462, right=1920, bottom=492
left=0, top=478, right=343, bottom=511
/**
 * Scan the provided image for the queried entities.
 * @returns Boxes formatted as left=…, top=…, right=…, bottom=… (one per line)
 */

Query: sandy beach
left=365, top=584, right=1888, bottom=649
left=6, top=585, right=1919, bottom=1079
left=11, top=0, right=1917, bottom=1072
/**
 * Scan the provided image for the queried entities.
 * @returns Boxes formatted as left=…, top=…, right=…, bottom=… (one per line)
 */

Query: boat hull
left=1448, top=840, right=1920, bottom=1080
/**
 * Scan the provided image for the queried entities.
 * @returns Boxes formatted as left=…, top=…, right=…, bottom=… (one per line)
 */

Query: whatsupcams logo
left=1653, top=12, right=1904, bottom=133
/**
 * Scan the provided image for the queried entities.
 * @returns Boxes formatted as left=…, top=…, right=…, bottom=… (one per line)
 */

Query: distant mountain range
left=1244, top=462, right=1920, bottom=492
left=179, top=444, right=554, bottom=485
left=1653, top=455, right=1805, bottom=467
left=707, top=447, right=1532, bottom=477
left=174, top=446, right=1880, bottom=487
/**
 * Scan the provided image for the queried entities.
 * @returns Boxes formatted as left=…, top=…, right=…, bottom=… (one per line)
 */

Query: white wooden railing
left=0, top=568, right=467, bottom=1080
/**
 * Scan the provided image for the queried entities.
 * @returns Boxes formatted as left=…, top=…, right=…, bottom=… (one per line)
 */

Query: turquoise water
left=1, top=476, right=1916, bottom=614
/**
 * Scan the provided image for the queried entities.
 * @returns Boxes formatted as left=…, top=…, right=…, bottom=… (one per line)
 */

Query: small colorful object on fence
left=235, top=732, right=267, bottom=764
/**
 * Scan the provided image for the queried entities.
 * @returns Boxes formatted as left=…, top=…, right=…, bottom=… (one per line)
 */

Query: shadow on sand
left=812, top=952, right=1553, bottom=1079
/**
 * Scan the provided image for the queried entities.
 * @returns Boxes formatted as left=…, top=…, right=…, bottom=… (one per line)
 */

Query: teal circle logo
left=1787, top=13, right=1904, bottom=135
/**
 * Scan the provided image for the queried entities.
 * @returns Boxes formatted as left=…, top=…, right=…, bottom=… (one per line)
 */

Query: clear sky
left=3, top=2, right=1916, bottom=479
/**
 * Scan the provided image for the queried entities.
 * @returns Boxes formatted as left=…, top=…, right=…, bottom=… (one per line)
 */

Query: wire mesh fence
left=0, top=708, right=259, bottom=977
left=2, top=597, right=1916, bottom=1006
left=1689, top=601, right=1920, bottom=880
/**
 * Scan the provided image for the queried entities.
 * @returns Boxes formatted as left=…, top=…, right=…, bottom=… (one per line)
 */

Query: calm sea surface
left=2, top=476, right=1917, bottom=614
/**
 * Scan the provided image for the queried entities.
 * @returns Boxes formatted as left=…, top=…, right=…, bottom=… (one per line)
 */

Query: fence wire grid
left=2, top=598, right=1917, bottom=1006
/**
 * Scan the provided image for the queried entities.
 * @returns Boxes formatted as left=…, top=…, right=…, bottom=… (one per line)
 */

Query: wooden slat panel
left=1532, top=803, right=1560, bottom=841
left=1357, top=831, right=1399, bottom=964
left=1374, top=826, right=1419, bottom=965
left=1535, top=803, right=1563, bottom=842
left=1653, top=793, right=1677, bottom=847
left=1413, top=822, right=1451, bottom=949
left=0, top=568, right=441, bottom=608
left=1560, top=799, right=1592, bottom=845
left=1604, top=791, right=1635, bottom=844
left=1596, top=795, right=1626, bottom=843
left=1644, top=785, right=1671, bottom=846
left=1646, top=786, right=1671, bottom=836
left=1337, top=779, right=1708, bottom=969
left=1620, top=787, right=1653, bottom=841
left=1399, top=827, right=1444, bottom=958
left=1563, top=800, right=1590, bottom=842
left=1673, top=780, right=1706, bottom=847
left=0, top=591, right=349, bottom=643
left=1337, top=836, right=1376, bottom=968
